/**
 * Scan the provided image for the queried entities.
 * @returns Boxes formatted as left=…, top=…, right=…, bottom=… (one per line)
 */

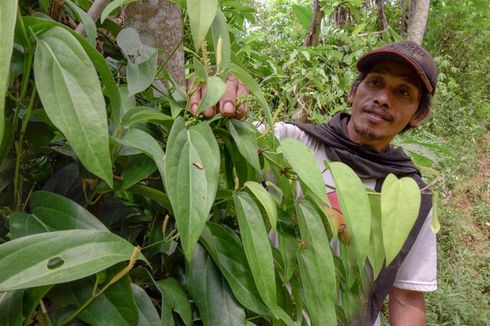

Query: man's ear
left=409, top=107, right=429, bottom=127
left=348, top=87, right=357, bottom=104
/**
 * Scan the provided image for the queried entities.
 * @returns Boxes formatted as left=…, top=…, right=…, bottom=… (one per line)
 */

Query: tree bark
left=407, top=0, right=430, bottom=45
left=48, top=0, right=65, bottom=21
left=303, top=0, right=324, bottom=47
left=376, top=0, right=388, bottom=31
left=334, top=5, right=355, bottom=28
left=124, top=0, right=185, bottom=86
left=399, top=0, right=411, bottom=37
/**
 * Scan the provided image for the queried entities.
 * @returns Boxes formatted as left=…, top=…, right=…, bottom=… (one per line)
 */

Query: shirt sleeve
left=393, top=209, right=437, bottom=292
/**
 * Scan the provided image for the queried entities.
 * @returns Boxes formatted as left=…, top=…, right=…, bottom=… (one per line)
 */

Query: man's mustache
left=361, top=105, right=394, bottom=122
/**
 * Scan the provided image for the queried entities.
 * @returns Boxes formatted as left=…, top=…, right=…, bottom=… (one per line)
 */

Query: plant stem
left=13, top=85, right=36, bottom=210
left=61, top=246, right=141, bottom=325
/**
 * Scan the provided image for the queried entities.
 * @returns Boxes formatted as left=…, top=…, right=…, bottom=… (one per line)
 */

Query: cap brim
left=357, top=49, right=434, bottom=94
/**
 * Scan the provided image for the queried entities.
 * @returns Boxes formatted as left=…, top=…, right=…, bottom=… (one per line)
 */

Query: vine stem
left=13, top=84, right=36, bottom=210
left=61, top=246, right=141, bottom=325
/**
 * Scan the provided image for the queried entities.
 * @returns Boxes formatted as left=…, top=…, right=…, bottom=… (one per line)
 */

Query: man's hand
left=389, top=287, right=426, bottom=326
left=188, top=75, right=249, bottom=119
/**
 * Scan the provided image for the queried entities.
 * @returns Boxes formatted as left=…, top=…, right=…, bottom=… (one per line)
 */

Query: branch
left=75, top=0, right=110, bottom=35
left=303, top=0, right=324, bottom=47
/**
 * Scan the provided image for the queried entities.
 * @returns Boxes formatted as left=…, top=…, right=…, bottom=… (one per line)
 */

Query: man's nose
left=373, top=88, right=390, bottom=108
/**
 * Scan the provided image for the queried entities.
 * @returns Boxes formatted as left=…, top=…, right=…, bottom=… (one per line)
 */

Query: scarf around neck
left=294, top=112, right=421, bottom=180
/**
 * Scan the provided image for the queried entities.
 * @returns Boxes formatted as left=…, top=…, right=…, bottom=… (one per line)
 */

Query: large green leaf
left=186, top=244, right=246, bottom=326
left=34, top=26, right=113, bottom=187
left=0, top=290, right=23, bottom=326
left=228, top=120, right=261, bottom=172
left=295, top=200, right=337, bottom=325
left=211, top=9, right=230, bottom=70
left=279, top=138, right=327, bottom=202
left=0, top=230, right=145, bottom=291
left=233, top=192, right=277, bottom=311
left=155, top=277, right=192, bottom=326
left=367, top=193, right=384, bottom=278
left=199, top=223, right=270, bottom=316
left=328, top=161, right=371, bottom=266
left=292, top=4, right=313, bottom=29
left=164, top=120, right=220, bottom=260
left=187, top=0, right=218, bottom=50
left=118, top=128, right=165, bottom=184
left=196, top=76, right=226, bottom=114
left=117, top=28, right=158, bottom=97
left=132, top=284, right=161, bottom=326
left=0, top=0, right=17, bottom=148
left=381, top=174, right=421, bottom=265
left=25, top=17, right=123, bottom=132
left=244, top=181, right=277, bottom=231
left=127, top=184, right=171, bottom=210
left=30, top=190, right=108, bottom=231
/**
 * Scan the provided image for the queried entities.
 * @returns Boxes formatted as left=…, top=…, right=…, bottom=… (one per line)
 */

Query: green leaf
left=193, top=57, right=208, bottom=81
left=118, top=128, right=165, bottom=184
left=328, top=161, right=371, bottom=266
left=22, top=286, right=52, bottom=318
left=279, top=138, right=327, bottom=202
left=34, top=26, right=113, bottom=187
left=117, top=28, right=158, bottom=96
left=228, top=120, right=261, bottom=172
left=199, top=223, right=270, bottom=316
left=0, top=290, right=23, bottom=326
left=122, top=107, right=172, bottom=127
left=244, top=181, right=277, bottom=231
left=431, top=191, right=440, bottom=234
left=127, top=184, right=171, bottom=210
left=233, top=192, right=277, bottom=312
left=0, top=230, right=145, bottom=291
left=277, top=222, right=298, bottom=284
left=227, top=62, right=273, bottom=128
left=367, top=193, right=384, bottom=278
left=295, top=200, right=336, bottom=325
left=164, top=120, right=220, bottom=260
left=132, top=284, right=161, bottom=326
left=0, top=0, right=17, bottom=148
left=30, top=190, right=109, bottom=231
left=120, top=154, right=157, bottom=190
left=292, top=4, right=312, bottom=29
left=9, top=212, right=48, bottom=239
left=211, top=9, right=230, bottom=70
left=196, top=76, right=226, bottom=114
left=381, top=174, right=421, bottom=265
left=155, top=278, right=192, bottom=326
left=101, top=0, right=139, bottom=23
left=49, top=267, right=138, bottom=325
left=186, top=244, right=246, bottom=326
left=186, top=0, right=218, bottom=50
left=25, top=17, right=123, bottom=132
left=65, top=0, right=97, bottom=46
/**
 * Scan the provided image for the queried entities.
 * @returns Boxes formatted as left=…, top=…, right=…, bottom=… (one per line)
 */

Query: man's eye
left=398, top=88, right=411, bottom=97
left=368, top=79, right=381, bottom=87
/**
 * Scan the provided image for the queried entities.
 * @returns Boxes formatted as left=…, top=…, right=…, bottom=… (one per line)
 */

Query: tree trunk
left=124, top=0, right=185, bottom=86
left=376, top=0, right=388, bottom=31
left=399, top=0, right=411, bottom=37
left=407, top=0, right=430, bottom=45
left=334, top=5, right=355, bottom=28
left=303, top=0, right=324, bottom=47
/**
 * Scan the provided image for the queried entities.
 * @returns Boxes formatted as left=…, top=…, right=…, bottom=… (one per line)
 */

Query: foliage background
left=0, top=0, right=489, bottom=325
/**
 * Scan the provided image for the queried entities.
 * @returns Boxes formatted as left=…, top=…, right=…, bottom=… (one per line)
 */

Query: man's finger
left=220, top=75, right=238, bottom=117
left=188, top=79, right=201, bottom=116
left=203, top=106, right=216, bottom=118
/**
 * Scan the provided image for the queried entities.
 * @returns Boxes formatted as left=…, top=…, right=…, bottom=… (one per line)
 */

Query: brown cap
left=357, top=41, right=438, bottom=95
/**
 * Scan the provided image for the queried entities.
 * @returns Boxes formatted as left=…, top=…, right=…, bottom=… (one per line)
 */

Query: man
left=190, top=41, right=438, bottom=325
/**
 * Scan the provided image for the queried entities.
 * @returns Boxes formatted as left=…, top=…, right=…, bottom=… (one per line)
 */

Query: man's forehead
left=369, top=62, right=422, bottom=87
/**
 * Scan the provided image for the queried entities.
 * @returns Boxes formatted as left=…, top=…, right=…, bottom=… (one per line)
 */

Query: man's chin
left=353, top=124, right=383, bottom=142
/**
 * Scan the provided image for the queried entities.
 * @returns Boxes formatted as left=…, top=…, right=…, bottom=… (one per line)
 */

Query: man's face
left=347, top=61, right=427, bottom=152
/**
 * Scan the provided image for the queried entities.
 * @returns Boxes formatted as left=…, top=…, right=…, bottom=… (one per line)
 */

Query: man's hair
left=350, top=71, right=432, bottom=132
